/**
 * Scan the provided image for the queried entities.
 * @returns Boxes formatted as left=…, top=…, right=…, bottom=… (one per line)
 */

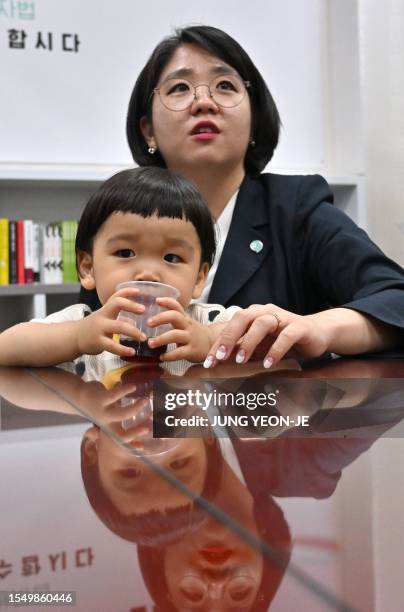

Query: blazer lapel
left=209, top=175, right=271, bottom=305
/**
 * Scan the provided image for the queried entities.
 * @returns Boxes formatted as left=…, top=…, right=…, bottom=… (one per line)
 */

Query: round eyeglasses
left=179, top=574, right=257, bottom=606
left=153, top=73, right=251, bottom=112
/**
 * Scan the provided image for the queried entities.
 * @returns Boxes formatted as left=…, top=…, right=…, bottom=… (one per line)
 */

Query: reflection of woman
left=138, top=495, right=290, bottom=612
left=137, top=437, right=291, bottom=612
left=121, top=24, right=404, bottom=366
left=79, top=380, right=291, bottom=610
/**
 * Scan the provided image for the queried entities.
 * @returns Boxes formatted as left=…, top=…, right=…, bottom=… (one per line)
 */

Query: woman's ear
left=140, top=115, right=157, bottom=150
left=77, top=250, right=96, bottom=290
left=192, top=262, right=209, bottom=299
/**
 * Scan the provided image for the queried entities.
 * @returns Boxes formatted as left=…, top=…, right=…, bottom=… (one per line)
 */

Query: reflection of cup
left=119, top=363, right=180, bottom=456
left=117, top=281, right=180, bottom=361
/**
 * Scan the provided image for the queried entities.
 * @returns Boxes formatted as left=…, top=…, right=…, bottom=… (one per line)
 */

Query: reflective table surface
left=1, top=355, right=404, bottom=611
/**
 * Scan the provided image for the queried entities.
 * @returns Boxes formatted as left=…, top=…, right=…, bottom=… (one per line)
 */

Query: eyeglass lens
left=157, top=74, right=247, bottom=111
left=180, top=574, right=256, bottom=605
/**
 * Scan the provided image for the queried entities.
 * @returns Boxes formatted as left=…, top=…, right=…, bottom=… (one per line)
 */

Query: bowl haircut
left=80, top=434, right=223, bottom=546
left=76, top=166, right=216, bottom=267
left=76, top=166, right=216, bottom=309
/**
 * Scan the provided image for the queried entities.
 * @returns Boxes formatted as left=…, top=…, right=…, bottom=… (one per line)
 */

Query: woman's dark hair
left=126, top=25, right=281, bottom=177
left=76, top=166, right=216, bottom=267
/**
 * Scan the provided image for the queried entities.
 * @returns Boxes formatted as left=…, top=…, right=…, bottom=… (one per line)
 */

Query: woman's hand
left=146, top=297, right=215, bottom=363
left=78, top=287, right=147, bottom=359
left=204, top=304, right=330, bottom=369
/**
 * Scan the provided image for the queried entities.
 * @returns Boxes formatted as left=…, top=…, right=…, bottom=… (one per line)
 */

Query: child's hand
left=146, top=297, right=215, bottom=363
left=77, top=287, right=147, bottom=359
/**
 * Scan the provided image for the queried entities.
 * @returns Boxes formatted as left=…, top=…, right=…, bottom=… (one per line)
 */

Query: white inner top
left=197, top=190, right=239, bottom=304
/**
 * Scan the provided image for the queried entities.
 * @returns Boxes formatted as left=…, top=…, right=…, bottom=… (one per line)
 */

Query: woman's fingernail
left=235, top=349, right=246, bottom=364
left=215, top=345, right=227, bottom=360
left=203, top=355, right=215, bottom=369
left=263, top=357, right=273, bottom=369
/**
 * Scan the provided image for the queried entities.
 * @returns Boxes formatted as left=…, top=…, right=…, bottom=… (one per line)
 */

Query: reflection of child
left=0, top=168, right=239, bottom=369
left=81, top=428, right=223, bottom=546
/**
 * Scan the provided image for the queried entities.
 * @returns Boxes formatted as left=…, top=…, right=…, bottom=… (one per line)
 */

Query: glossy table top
left=1, top=355, right=404, bottom=611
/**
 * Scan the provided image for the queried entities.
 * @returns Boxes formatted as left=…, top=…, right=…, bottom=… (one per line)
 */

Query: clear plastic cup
left=116, top=281, right=180, bottom=360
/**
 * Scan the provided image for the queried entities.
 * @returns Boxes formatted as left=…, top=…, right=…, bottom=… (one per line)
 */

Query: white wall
left=358, top=0, right=404, bottom=264
left=1, top=0, right=326, bottom=171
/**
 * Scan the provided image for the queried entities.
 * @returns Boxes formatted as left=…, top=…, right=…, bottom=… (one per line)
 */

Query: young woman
left=125, top=25, right=404, bottom=367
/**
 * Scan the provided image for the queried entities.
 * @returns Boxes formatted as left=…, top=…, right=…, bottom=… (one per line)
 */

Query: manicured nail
left=263, top=357, right=273, bottom=369
left=203, top=355, right=215, bottom=369
left=235, top=349, right=246, bottom=364
left=215, top=345, right=227, bottom=360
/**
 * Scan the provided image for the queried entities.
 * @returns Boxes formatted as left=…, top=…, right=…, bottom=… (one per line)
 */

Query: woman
left=125, top=25, right=404, bottom=367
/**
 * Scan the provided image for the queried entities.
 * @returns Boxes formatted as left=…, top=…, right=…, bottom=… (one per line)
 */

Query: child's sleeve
left=187, top=303, right=241, bottom=325
left=30, top=303, right=91, bottom=324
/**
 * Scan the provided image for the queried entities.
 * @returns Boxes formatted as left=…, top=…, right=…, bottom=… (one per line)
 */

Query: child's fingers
left=108, top=319, right=146, bottom=342
left=160, top=345, right=194, bottom=362
left=109, top=421, right=152, bottom=442
left=104, top=295, right=146, bottom=319
left=112, top=287, right=141, bottom=299
left=155, top=297, right=184, bottom=313
left=147, top=310, right=187, bottom=329
left=148, top=329, right=189, bottom=349
left=107, top=397, right=152, bottom=430
left=101, top=337, right=136, bottom=359
left=101, top=384, right=138, bottom=411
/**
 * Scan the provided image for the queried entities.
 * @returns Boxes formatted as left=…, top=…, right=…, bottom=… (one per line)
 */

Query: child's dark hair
left=75, top=166, right=216, bottom=267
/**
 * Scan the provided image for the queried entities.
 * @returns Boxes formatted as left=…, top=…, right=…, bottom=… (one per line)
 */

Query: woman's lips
left=190, top=121, right=220, bottom=140
left=192, top=132, right=219, bottom=140
left=199, top=547, right=233, bottom=564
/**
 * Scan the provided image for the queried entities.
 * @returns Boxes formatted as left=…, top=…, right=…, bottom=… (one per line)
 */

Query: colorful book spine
left=16, top=220, right=25, bottom=284
left=62, top=220, right=78, bottom=283
left=0, top=217, right=79, bottom=285
left=0, top=218, right=10, bottom=285
left=43, top=222, right=54, bottom=284
left=32, top=222, right=40, bottom=282
left=23, top=219, right=34, bottom=284
left=53, top=222, right=63, bottom=284
left=9, top=221, right=17, bottom=284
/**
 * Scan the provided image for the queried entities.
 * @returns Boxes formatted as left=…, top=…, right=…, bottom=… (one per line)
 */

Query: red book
left=16, top=220, right=25, bottom=284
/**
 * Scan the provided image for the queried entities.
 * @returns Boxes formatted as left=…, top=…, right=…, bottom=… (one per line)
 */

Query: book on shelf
left=0, top=217, right=78, bottom=286
left=62, top=220, right=78, bottom=283
left=16, top=220, right=24, bottom=284
left=9, top=220, right=17, bottom=284
left=0, top=218, right=9, bottom=285
left=23, top=219, right=34, bottom=284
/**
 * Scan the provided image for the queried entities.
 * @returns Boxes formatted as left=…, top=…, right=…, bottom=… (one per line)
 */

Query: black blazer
left=208, top=173, right=404, bottom=330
